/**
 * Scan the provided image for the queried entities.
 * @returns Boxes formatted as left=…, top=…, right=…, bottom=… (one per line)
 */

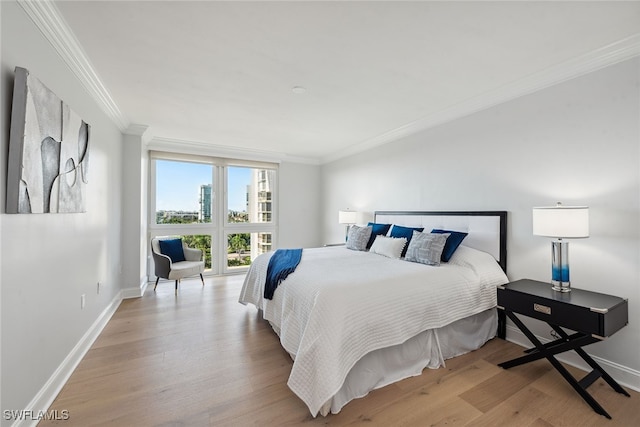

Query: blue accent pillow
left=390, top=225, right=424, bottom=257
left=159, top=238, right=186, bottom=263
left=431, top=229, right=468, bottom=262
left=366, top=222, right=391, bottom=249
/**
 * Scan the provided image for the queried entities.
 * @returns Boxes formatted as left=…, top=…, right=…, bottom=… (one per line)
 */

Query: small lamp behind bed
left=338, top=210, right=358, bottom=241
left=532, top=202, right=589, bottom=293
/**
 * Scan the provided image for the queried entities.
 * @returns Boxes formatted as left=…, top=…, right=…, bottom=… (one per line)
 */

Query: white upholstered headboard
left=374, top=211, right=508, bottom=273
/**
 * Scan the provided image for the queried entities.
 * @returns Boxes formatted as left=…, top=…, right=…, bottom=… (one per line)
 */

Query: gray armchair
left=151, top=236, right=205, bottom=292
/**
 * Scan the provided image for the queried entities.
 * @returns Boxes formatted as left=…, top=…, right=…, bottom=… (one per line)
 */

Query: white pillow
left=448, top=245, right=509, bottom=286
left=369, top=235, right=407, bottom=259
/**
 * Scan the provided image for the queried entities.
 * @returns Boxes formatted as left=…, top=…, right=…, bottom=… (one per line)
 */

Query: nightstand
left=497, top=279, right=629, bottom=419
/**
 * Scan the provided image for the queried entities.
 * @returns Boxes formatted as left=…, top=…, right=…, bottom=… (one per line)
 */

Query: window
left=149, top=152, right=277, bottom=275
left=180, top=234, right=213, bottom=269
left=226, top=232, right=273, bottom=270
left=224, top=166, right=276, bottom=270
left=155, top=159, right=213, bottom=224
left=227, top=233, right=251, bottom=269
left=226, top=166, right=275, bottom=225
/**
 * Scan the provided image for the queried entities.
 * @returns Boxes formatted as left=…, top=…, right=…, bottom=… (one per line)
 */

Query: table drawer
left=497, top=286, right=628, bottom=338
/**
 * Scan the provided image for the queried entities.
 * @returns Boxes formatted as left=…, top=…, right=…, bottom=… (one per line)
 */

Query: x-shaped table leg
left=499, top=310, right=629, bottom=419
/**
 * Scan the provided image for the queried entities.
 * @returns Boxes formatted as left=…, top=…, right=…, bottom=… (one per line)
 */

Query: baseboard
left=121, top=276, right=149, bottom=299
left=505, top=325, right=640, bottom=393
left=11, top=291, right=123, bottom=427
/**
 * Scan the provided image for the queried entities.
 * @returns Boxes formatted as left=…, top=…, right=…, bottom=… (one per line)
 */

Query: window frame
left=148, top=151, right=278, bottom=276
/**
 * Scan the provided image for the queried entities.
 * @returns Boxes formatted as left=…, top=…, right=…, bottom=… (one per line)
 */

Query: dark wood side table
left=497, top=279, right=629, bottom=419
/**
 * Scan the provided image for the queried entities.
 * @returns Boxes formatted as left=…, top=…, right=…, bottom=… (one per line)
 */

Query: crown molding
left=124, top=124, right=150, bottom=137
left=148, top=137, right=321, bottom=165
left=18, top=0, right=130, bottom=131
left=124, top=124, right=154, bottom=146
left=322, top=33, right=640, bottom=164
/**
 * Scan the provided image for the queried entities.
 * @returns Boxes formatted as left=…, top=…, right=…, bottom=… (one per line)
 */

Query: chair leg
left=175, top=280, right=179, bottom=292
left=200, top=273, right=205, bottom=286
left=154, top=277, right=159, bottom=291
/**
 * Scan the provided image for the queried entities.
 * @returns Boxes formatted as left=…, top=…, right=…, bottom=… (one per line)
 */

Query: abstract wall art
left=6, top=67, right=90, bottom=214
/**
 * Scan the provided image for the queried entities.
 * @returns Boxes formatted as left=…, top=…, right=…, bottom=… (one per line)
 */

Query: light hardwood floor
left=42, top=275, right=639, bottom=426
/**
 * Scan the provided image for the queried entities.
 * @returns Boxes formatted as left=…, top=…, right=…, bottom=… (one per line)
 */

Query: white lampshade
left=532, top=204, right=589, bottom=238
left=338, top=210, right=358, bottom=225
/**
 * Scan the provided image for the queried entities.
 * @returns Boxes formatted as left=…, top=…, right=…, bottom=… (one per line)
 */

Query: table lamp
left=532, top=202, right=589, bottom=292
left=338, top=210, right=358, bottom=241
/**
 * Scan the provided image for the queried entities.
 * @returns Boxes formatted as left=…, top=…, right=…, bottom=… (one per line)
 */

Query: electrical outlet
left=81, top=294, right=86, bottom=309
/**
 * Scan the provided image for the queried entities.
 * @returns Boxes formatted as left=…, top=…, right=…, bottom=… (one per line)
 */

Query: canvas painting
left=6, top=67, right=90, bottom=214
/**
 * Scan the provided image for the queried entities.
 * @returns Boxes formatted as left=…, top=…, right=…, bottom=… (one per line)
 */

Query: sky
left=155, top=160, right=251, bottom=212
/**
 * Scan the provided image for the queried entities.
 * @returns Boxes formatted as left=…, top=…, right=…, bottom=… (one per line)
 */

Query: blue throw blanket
left=264, top=248, right=303, bottom=300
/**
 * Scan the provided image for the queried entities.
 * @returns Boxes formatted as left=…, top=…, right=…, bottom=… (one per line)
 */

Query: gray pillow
left=405, top=231, right=450, bottom=266
left=346, top=225, right=373, bottom=251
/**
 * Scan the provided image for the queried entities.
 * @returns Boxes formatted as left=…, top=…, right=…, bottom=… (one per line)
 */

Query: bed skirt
left=270, top=307, right=497, bottom=416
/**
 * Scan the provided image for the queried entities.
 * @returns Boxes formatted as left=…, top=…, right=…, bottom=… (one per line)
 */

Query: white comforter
left=238, top=245, right=508, bottom=416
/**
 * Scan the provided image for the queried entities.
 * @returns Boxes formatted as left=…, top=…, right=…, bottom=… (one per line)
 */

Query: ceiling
left=50, top=1, right=640, bottom=164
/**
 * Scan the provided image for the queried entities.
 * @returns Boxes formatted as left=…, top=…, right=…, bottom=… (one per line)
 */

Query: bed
left=239, top=211, right=509, bottom=416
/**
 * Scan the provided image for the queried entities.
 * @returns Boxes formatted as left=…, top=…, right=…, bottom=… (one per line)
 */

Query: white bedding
left=238, top=244, right=508, bottom=416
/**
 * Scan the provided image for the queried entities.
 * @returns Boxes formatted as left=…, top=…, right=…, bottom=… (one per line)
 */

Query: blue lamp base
left=551, top=240, right=571, bottom=292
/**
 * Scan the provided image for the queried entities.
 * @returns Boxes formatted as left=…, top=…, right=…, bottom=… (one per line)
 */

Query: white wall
left=278, top=161, right=322, bottom=248
left=321, top=58, right=640, bottom=387
left=122, top=129, right=150, bottom=297
left=0, top=2, right=124, bottom=423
